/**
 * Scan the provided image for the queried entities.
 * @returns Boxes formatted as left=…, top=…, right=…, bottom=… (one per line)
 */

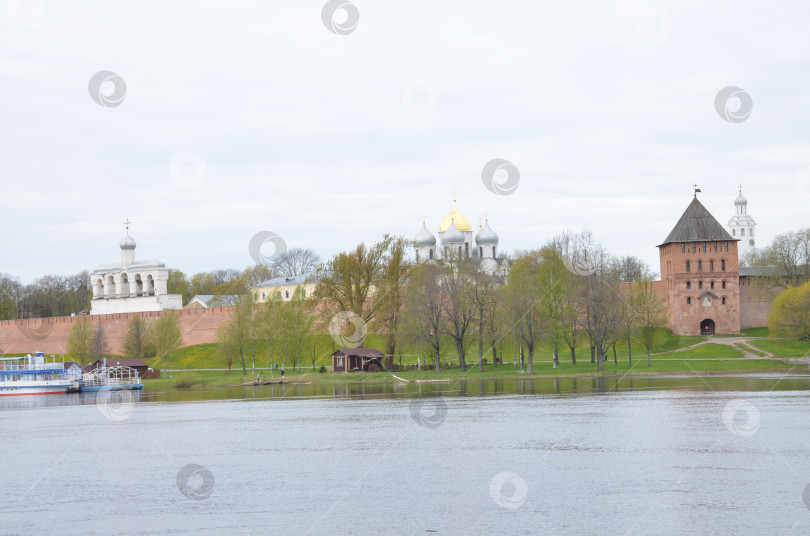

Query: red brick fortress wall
left=0, top=306, right=234, bottom=356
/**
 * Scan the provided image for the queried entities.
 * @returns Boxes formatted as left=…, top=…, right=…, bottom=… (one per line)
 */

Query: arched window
left=686, top=260, right=691, bottom=273
left=277, top=291, right=281, bottom=298
left=722, top=297, right=726, bottom=305
left=416, top=250, right=420, bottom=262
left=686, top=281, right=691, bottom=289
left=285, top=290, right=290, bottom=299
left=465, top=243, right=469, bottom=258
left=479, top=247, right=483, bottom=258
left=681, top=243, right=686, bottom=253
left=687, top=297, right=691, bottom=305
left=721, top=260, right=726, bottom=271
left=698, top=281, right=703, bottom=289
left=493, top=246, right=497, bottom=257
left=732, top=229, right=736, bottom=236
left=261, top=292, right=266, bottom=300
left=722, top=280, right=726, bottom=289
left=709, top=260, right=714, bottom=272
left=741, top=228, right=745, bottom=236
left=429, top=249, right=434, bottom=260
left=698, top=260, right=702, bottom=272
left=710, top=281, right=715, bottom=289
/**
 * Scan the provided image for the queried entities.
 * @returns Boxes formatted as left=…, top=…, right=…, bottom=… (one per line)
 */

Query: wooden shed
left=331, top=348, right=385, bottom=372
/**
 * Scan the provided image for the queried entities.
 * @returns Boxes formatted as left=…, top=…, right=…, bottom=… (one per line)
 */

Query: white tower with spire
left=728, top=185, right=757, bottom=259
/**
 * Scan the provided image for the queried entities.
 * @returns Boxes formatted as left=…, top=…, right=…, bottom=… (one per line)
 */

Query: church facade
left=413, top=198, right=507, bottom=275
left=89, top=228, right=182, bottom=315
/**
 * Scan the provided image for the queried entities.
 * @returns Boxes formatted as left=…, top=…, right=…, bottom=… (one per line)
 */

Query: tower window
left=698, top=281, right=703, bottom=289
left=722, top=280, right=726, bottom=289
left=692, top=243, right=696, bottom=253
left=429, top=249, right=434, bottom=260
left=714, top=242, right=718, bottom=252
left=722, top=297, right=726, bottom=305
left=721, top=260, right=726, bottom=271
left=698, top=260, right=702, bottom=272
left=686, top=281, right=691, bottom=289
left=703, top=243, right=707, bottom=252
left=479, top=246, right=483, bottom=258
left=493, top=246, right=497, bottom=257
left=687, top=297, right=691, bottom=305
left=686, top=260, right=691, bottom=273
left=741, top=228, right=745, bottom=236
left=709, top=260, right=714, bottom=272
left=710, top=281, right=715, bottom=289
left=725, top=241, right=728, bottom=252
left=681, top=243, right=685, bottom=253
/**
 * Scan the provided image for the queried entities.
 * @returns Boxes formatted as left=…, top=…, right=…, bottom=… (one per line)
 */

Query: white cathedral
left=89, top=224, right=183, bottom=315
left=413, top=197, right=508, bottom=275
left=727, top=185, right=757, bottom=259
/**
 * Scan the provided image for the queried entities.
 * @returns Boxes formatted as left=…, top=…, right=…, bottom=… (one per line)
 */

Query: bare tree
left=401, top=263, right=447, bottom=372
left=275, top=248, right=322, bottom=277
left=440, top=255, right=476, bottom=372
left=630, top=275, right=669, bottom=367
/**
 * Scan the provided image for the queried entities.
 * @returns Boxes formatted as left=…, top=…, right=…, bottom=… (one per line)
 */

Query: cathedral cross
left=124, top=218, right=131, bottom=231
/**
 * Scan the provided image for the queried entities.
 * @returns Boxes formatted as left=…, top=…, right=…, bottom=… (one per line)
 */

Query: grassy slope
left=749, top=339, right=810, bottom=358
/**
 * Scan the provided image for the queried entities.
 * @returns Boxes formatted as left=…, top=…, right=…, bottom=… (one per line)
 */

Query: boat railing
left=0, top=362, right=65, bottom=372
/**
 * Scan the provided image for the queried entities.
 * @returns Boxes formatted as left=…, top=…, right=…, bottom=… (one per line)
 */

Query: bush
left=368, top=363, right=381, bottom=372
left=319, top=366, right=327, bottom=373
left=173, top=374, right=201, bottom=388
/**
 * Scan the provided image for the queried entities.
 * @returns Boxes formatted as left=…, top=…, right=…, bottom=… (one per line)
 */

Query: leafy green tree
left=151, top=312, right=183, bottom=377
left=401, top=263, right=447, bottom=372
left=314, top=235, right=399, bottom=343
left=217, top=294, right=257, bottom=374
left=768, top=281, right=810, bottom=345
left=440, top=255, right=476, bottom=372
left=66, top=316, right=94, bottom=365
left=629, top=276, right=668, bottom=367
left=123, top=315, right=149, bottom=360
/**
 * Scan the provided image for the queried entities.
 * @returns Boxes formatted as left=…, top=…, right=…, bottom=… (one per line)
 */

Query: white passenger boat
left=0, top=352, right=72, bottom=396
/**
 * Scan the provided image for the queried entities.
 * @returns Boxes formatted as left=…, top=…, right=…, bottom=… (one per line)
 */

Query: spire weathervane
left=124, top=218, right=131, bottom=231
left=451, top=187, right=458, bottom=203
left=693, top=184, right=701, bottom=198
left=738, top=183, right=742, bottom=194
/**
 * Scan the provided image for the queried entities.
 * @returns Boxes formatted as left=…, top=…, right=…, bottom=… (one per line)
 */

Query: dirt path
left=652, top=337, right=774, bottom=358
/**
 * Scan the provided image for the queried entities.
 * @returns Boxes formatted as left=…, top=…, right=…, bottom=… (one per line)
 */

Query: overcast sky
left=2, top=0, right=809, bottom=283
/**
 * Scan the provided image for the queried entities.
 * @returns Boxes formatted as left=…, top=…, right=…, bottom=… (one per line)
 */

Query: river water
left=2, top=374, right=810, bottom=535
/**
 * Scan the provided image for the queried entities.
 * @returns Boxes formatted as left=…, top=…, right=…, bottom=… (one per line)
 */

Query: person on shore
left=256, top=373, right=260, bottom=382
left=281, top=366, right=285, bottom=379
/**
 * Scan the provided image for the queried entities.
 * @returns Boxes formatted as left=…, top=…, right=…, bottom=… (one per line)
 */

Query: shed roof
left=659, top=197, right=736, bottom=246
left=331, top=348, right=385, bottom=358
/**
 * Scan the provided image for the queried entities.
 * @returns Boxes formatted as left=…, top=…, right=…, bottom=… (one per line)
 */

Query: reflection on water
left=2, top=374, right=809, bottom=410
left=2, top=374, right=810, bottom=535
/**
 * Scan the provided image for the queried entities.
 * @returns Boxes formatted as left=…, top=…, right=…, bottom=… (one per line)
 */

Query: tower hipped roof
left=659, top=197, right=736, bottom=246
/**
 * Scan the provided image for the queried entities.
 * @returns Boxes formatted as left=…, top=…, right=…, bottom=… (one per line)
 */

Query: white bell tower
left=728, top=185, right=757, bottom=259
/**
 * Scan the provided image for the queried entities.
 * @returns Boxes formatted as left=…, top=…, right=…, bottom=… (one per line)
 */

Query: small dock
left=241, top=380, right=284, bottom=386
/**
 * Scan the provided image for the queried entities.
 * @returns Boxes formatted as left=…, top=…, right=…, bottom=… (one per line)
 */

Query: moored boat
left=0, top=352, right=72, bottom=396
left=75, top=363, right=144, bottom=392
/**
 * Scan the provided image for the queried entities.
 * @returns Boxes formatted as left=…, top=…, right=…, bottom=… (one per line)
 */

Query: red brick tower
left=658, top=195, right=741, bottom=335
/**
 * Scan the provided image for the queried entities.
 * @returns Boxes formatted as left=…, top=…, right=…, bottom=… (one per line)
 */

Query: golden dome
left=439, top=201, right=472, bottom=232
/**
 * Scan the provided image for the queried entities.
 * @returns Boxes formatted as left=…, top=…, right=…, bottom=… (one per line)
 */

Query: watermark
left=176, top=464, right=215, bottom=500
left=169, top=151, right=207, bottom=188
left=88, top=70, right=127, bottom=108
left=15, top=317, right=55, bottom=341
left=248, top=231, right=287, bottom=267
left=401, top=79, right=440, bottom=116
left=722, top=399, right=760, bottom=436
left=328, top=311, right=366, bottom=348
left=795, top=167, right=810, bottom=202
left=489, top=471, right=528, bottom=509
left=409, top=397, right=447, bottom=428
left=561, top=243, right=600, bottom=276
left=803, top=483, right=810, bottom=511
left=714, top=86, right=752, bottom=123
left=96, top=389, right=135, bottom=421
left=7, top=0, right=45, bottom=27
left=481, top=158, right=520, bottom=196
left=321, top=0, right=359, bottom=35
left=634, top=6, right=672, bottom=44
